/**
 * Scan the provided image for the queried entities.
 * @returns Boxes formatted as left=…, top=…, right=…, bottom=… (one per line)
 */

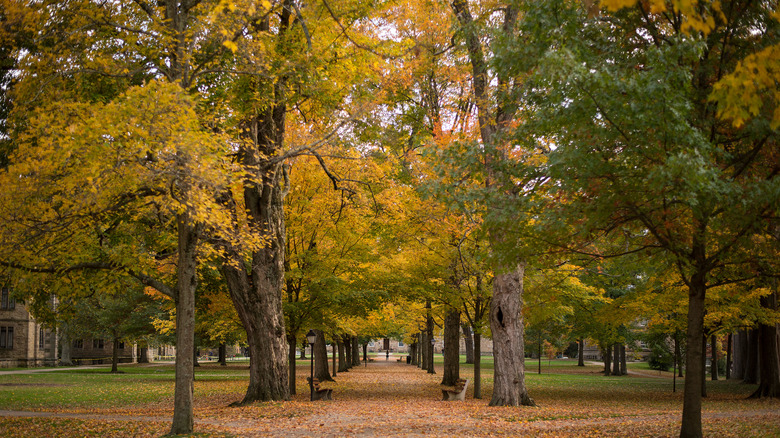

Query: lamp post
left=306, top=329, right=316, bottom=401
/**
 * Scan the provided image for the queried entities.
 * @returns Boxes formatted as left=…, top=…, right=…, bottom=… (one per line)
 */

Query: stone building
left=0, top=286, right=58, bottom=368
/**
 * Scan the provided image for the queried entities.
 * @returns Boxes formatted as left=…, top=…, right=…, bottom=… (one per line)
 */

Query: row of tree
left=0, top=1, right=777, bottom=438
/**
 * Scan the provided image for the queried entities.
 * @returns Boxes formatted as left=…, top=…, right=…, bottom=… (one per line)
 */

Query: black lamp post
left=306, top=329, right=316, bottom=401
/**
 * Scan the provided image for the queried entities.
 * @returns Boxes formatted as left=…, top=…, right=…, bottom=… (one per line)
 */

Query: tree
left=513, top=1, right=779, bottom=435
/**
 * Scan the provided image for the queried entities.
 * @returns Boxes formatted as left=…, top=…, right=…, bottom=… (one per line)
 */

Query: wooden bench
left=441, top=378, right=469, bottom=401
left=307, top=377, right=333, bottom=401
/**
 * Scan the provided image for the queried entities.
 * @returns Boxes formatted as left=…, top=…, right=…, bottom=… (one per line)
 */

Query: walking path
left=0, top=357, right=777, bottom=437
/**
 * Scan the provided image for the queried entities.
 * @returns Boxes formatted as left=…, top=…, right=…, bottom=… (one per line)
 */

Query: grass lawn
left=0, top=356, right=776, bottom=437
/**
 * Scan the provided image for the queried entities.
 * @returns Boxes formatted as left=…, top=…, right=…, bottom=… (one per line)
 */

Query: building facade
left=0, top=287, right=58, bottom=368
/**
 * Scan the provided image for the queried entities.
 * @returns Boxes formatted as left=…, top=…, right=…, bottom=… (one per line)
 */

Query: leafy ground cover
left=0, top=355, right=777, bottom=437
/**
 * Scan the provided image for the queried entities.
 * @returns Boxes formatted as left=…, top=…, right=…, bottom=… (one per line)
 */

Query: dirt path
left=0, top=358, right=777, bottom=437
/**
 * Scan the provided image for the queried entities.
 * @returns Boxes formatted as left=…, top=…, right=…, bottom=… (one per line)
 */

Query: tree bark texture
left=343, top=336, right=353, bottom=369
left=420, top=332, right=428, bottom=370
left=603, top=345, right=611, bottom=377
left=680, top=277, right=706, bottom=438
left=462, top=323, right=474, bottom=364
left=489, top=265, right=534, bottom=406
left=315, top=330, right=332, bottom=381
left=725, top=334, right=732, bottom=380
left=612, top=344, right=622, bottom=376
left=578, top=339, right=585, bottom=367
left=620, top=344, right=627, bottom=375
left=442, top=309, right=461, bottom=386
left=219, top=343, right=227, bottom=366
left=170, top=216, right=199, bottom=435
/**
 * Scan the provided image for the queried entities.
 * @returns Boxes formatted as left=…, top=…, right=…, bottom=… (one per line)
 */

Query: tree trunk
left=343, top=336, right=353, bottom=369
left=111, top=336, right=120, bottom=373
left=410, top=342, right=417, bottom=366
left=474, top=331, right=482, bottom=399
left=315, top=330, right=333, bottom=381
left=603, top=345, right=611, bottom=377
left=219, top=343, right=227, bottom=366
left=332, top=341, right=338, bottom=377
left=337, top=340, right=348, bottom=372
left=193, top=347, right=200, bottom=368
left=362, top=343, right=368, bottom=363
left=679, top=276, right=706, bottom=438
left=426, top=310, right=435, bottom=375
left=612, top=344, right=622, bottom=376
left=351, top=336, right=360, bottom=367
left=750, top=290, right=780, bottom=398
left=300, top=342, right=306, bottom=360
left=711, top=334, right=719, bottom=381
left=287, top=334, right=297, bottom=395
left=170, top=216, right=199, bottom=435
left=577, top=339, right=585, bottom=367
left=620, top=344, right=627, bottom=375
left=462, top=323, right=474, bottom=364
left=442, top=309, right=460, bottom=386
left=488, top=265, right=534, bottom=406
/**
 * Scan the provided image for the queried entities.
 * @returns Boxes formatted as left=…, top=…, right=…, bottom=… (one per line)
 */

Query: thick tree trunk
left=474, top=332, right=482, bottom=399
left=410, top=343, right=417, bottom=365
left=577, top=339, right=585, bottom=367
left=315, top=330, right=333, bottom=381
left=138, top=345, right=149, bottom=364
left=462, top=323, right=474, bottom=364
left=711, top=334, right=719, bottom=381
left=750, top=291, right=780, bottom=398
left=744, top=329, right=759, bottom=384
left=679, top=276, right=706, bottom=438
left=337, top=340, right=348, bottom=372
left=351, top=336, right=361, bottom=367
left=170, top=217, right=199, bottom=435
left=287, top=334, right=297, bottom=395
left=362, top=343, right=368, bottom=363
left=489, top=265, right=534, bottom=406
left=111, top=336, right=120, bottom=373
left=300, top=342, right=306, bottom=360
left=603, top=345, right=611, bottom=377
left=442, top=309, right=460, bottom=386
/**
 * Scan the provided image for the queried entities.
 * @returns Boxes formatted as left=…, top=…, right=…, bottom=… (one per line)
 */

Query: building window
left=73, top=339, right=83, bottom=349
left=1, top=287, right=15, bottom=310
left=39, top=327, right=45, bottom=349
left=93, top=339, right=104, bottom=349
left=118, top=341, right=125, bottom=349
left=0, top=327, right=13, bottom=349
left=398, top=341, right=404, bottom=347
